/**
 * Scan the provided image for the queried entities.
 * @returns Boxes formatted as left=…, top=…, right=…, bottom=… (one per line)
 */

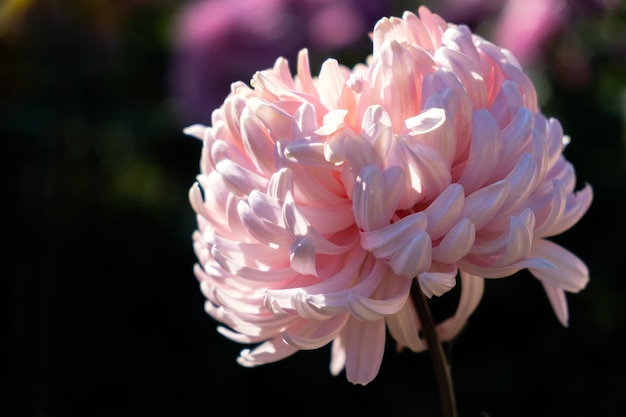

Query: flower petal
left=437, top=271, right=484, bottom=341
left=528, top=239, right=589, bottom=293
left=386, top=299, right=427, bottom=352
left=540, top=281, right=570, bottom=327
left=432, top=218, right=475, bottom=264
left=342, top=318, right=387, bottom=385
left=237, top=337, right=298, bottom=367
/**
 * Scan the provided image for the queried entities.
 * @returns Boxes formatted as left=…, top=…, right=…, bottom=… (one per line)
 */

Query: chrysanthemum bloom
left=186, top=6, right=592, bottom=385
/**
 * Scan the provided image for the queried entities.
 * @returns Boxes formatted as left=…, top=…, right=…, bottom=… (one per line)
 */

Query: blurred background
left=3, top=0, right=626, bottom=416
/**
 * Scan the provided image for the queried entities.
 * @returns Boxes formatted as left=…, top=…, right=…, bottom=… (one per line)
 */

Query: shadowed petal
left=540, top=281, right=570, bottom=326
left=342, top=318, right=386, bottom=385
left=237, top=337, right=299, bottom=367
left=386, top=299, right=427, bottom=352
left=437, top=272, right=485, bottom=341
left=528, top=239, right=589, bottom=293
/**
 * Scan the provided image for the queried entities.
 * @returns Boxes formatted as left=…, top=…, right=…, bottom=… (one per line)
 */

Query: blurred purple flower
left=169, top=0, right=390, bottom=125
left=438, top=0, right=618, bottom=68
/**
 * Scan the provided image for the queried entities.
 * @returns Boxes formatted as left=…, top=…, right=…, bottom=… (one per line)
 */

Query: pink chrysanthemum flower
left=186, top=6, right=592, bottom=385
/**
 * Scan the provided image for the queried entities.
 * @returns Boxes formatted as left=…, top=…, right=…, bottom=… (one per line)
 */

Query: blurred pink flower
left=493, top=0, right=567, bottom=66
left=170, top=0, right=389, bottom=124
left=439, top=0, right=619, bottom=67
left=186, top=6, right=592, bottom=384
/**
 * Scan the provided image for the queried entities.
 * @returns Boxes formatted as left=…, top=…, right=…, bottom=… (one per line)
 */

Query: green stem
left=411, top=281, right=458, bottom=417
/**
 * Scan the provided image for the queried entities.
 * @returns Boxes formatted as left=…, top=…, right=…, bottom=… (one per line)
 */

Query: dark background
left=3, top=1, right=626, bottom=416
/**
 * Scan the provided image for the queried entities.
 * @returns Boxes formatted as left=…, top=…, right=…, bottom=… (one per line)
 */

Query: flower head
left=186, top=6, right=592, bottom=385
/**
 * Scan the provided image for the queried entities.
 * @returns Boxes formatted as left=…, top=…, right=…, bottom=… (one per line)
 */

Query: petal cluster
left=186, top=6, right=592, bottom=385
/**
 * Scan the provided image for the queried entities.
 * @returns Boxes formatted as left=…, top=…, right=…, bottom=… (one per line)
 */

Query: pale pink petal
left=457, top=109, right=502, bottom=193
left=283, top=314, right=350, bottom=350
left=435, top=47, right=488, bottom=108
left=419, top=270, right=457, bottom=298
left=292, top=101, right=319, bottom=137
left=330, top=333, right=346, bottom=376
left=493, top=107, right=534, bottom=175
left=388, top=141, right=452, bottom=207
left=458, top=255, right=556, bottom=279
left=295, top=204, right=355, bottom=235
left=353, top=165, right=386, bottom=231
left=493, top=209, right=535, bottom=266
left=216, top=159, right=268, bottom=196
left=540, top=281, right=570, bottom=326
left=353, top=165, right=405, bottom=233
left=528, top=239, right=589, bottom=293
left=360, top=105, right=393, bottom=157
left=496, top=153, right=539, bottom=217
left=532, top=179, right=567, bottom=237
left=295, top=48, right=318, bottom=98
left=347, top=275, right=412, bottom=321
left=183, top=124, right=207, bottom=140
left=289, top=236, right=318, bottom=276
left=284, top=139, right=327, bottom=166
left=241, top=110, right=277, bottom=175
left=432, top=218, right=475, bottom=264
left=424, top=183, right=465, bottom=240
left=248, top=98, right=294, bottom=142
left=437, top=271, right=485, bottom=341
left=315, top=108, right=349, bottom=135
left=360, top=212, right=428, bottom=259
left=318, top=58, right=348, bottom=110
left=342, top=318, right=387, bottom=385
left=542, top=184, right=593, bottom=237
left=237, top=337, right=299, bottom=367
left=460, top=180, right=510, bottom=230
left=387, top=231, right=432, bottom=278
left=407, top=99, right=456, bottom=164
left=386, top=299, right=427, bottom=352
